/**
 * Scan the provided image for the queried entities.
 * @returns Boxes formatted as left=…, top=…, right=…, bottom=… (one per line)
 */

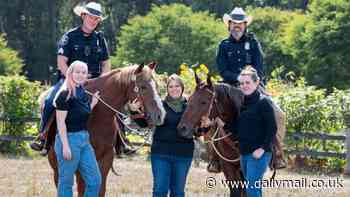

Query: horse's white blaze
left=150, top=79, right=166, bottom=124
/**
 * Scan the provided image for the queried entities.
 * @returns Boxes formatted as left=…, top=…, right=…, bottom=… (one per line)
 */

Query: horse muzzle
left=176, top=125, right=195, bottom=139
left=147, top=111, right=164, bottom=127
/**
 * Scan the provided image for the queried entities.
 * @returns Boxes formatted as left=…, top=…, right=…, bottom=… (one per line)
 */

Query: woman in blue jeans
left=130, top=74, right=194, bottom=197
left=54, top=60, right=101, bottom=197
left=227, top=66, right=277, bottom=197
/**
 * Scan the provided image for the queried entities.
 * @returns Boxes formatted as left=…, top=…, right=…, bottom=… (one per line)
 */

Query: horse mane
left=85, top=64, right=153, bottom=90
left=118, top=64, right=154, bottom=85
left=213, top=83, right=244, bottom=117
left=214, top=83, right=243, bottom=105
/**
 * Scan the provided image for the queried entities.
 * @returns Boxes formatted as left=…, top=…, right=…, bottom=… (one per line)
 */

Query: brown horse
left=177, top=75, right=246, bottom=197
left=46, top=63, right=165, bottom=197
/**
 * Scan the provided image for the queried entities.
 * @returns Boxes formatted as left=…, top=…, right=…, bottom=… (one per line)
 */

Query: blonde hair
left=167, top=74, right=185, bottom=96
left=238, top=65, right=260, bottom=82
left=63, top=60, right=88, bottom=100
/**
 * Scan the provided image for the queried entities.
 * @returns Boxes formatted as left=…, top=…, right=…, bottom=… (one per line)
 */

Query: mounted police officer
left=216, top=7, right=264, bottom=86
left=208, top=7, right=286, bottom=174
left=30, top=2, right=111, bottom=152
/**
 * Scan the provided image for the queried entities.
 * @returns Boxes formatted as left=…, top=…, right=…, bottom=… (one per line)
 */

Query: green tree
left=303, top=0, right=350, bottom=89
left=248, top=7, right=302, bottom=77
left=113, top=4, right=227, bottom=74
left=0, top=34, right=23, bottom=75
left=192, top=0, right=310, bottom=15
left=279, top=13, right=310, bottom=76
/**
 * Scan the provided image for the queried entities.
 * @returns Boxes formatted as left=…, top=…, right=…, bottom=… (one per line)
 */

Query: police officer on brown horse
left=212, top=7, right=286, bottom=172
left=30, top=2, right=111, bottom=152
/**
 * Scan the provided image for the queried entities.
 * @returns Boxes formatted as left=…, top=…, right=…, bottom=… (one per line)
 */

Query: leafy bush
left=303, top=0, right=350, bottom=89
left=0, top=76, right=43, bottom=154
left=112, top=4, right=227, bottom=74
left=0, top=34, right=23, bottom=75
left=268, top=73, right=350, bottom=171
left=247, top=7, right=303, bottom=77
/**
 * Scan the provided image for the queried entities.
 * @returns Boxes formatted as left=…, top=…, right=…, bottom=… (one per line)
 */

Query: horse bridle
left=85, top=79, right=153, bottom=154
left=203, top=118, right=240, bottom=163
left=198, top=87, right=240, bottom=163
left=128, top=76, right=159, bottom=127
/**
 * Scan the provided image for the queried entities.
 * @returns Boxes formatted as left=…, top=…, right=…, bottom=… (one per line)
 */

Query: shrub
left=0, top=34, right=23, bottom=75
left=0, top=76, right=43, bottom=154
left=112, top=4, right=227, bottom=74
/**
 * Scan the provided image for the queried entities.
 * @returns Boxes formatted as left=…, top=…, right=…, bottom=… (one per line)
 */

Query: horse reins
left=199, top=88, right=240, bottom=163
left=85, top=89, right=152, bottom=154
left=202, top=119, right=240, bottom=163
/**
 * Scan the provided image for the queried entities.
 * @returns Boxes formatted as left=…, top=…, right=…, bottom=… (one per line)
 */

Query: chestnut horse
left=46, top=63, right=165, bottom=196
left=177, top=75, right=246, bottom=197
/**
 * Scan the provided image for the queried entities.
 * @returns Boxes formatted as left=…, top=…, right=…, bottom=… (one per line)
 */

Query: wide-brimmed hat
left=73, top=2, right=106, bottom=20
left=223, top=7, right=252, bottom=27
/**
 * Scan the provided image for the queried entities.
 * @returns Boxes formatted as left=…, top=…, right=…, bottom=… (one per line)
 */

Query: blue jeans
left=151, top=154, right=193, bottom=197
left=39, top=79, right=64, bottom=133
left=240, top=152, right=272, bottom=197
left=54, top=131, right=101, bottom=197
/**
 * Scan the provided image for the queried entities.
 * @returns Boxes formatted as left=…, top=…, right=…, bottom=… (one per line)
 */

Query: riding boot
left=30, top=137, right=45, bottom=151
left=30, top=132, right=49, bottom=156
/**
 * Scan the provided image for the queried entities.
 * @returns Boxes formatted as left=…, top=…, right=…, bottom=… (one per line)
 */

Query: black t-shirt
left=57, top=27, right=109, bottom=79
left=55, top=86, right=91, bottom=132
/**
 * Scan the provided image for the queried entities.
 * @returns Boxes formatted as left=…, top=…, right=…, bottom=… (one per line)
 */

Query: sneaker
left=30, top=141, right=44, bottom=151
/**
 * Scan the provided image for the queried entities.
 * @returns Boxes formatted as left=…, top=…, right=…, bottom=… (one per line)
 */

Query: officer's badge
left=244, top=42, right=250, bottom=50
left=59, top=34, right=69, bottom=47
left=84, top=46, right=91, bottom=56
left=228, top=51, right=233, bottom=57
left=58, top=48, right=64, bottom=55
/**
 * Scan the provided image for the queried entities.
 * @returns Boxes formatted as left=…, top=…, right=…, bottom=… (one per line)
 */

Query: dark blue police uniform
left=39, top=26, right=109, bottom=134
left=57, top=27, right=109, bottom=79
left=216, top=32, right=264, bottom=85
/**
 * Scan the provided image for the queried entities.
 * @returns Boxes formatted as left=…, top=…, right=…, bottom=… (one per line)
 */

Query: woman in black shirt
left=54, top=60, right=101, bottom=197
left=129, top=74, right=194, bottom=197
left=234, top=66, right=277, bottom=197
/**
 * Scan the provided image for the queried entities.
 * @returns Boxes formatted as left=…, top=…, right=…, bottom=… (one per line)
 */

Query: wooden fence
left=285, top=130, right=350, bottom=174
left=0, top=117, right=350, bottom=174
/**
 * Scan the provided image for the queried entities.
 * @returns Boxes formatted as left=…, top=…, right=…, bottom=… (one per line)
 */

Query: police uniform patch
left=58, top=48, right=64, bottom=55
left=59, top=34, right=69, bottom=46
left=244, top=42, right=250, bottom=50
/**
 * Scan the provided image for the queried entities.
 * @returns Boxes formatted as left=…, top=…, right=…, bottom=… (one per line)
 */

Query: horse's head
left=177, top=73, right=216, bottom=138
left=128, top=62, right=165, bottom=126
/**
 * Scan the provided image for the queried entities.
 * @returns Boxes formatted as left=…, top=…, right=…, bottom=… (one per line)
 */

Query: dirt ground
left=0, top=154, right=349, bottom=197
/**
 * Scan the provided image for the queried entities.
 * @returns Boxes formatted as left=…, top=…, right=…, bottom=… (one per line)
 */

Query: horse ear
left=148, top=62, right=157, bottom=70
left=134, top=63, right=145, bottom=75
left=207, top=74, right=213, bottom=90
left=194, top=72, right=202, bottom=86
